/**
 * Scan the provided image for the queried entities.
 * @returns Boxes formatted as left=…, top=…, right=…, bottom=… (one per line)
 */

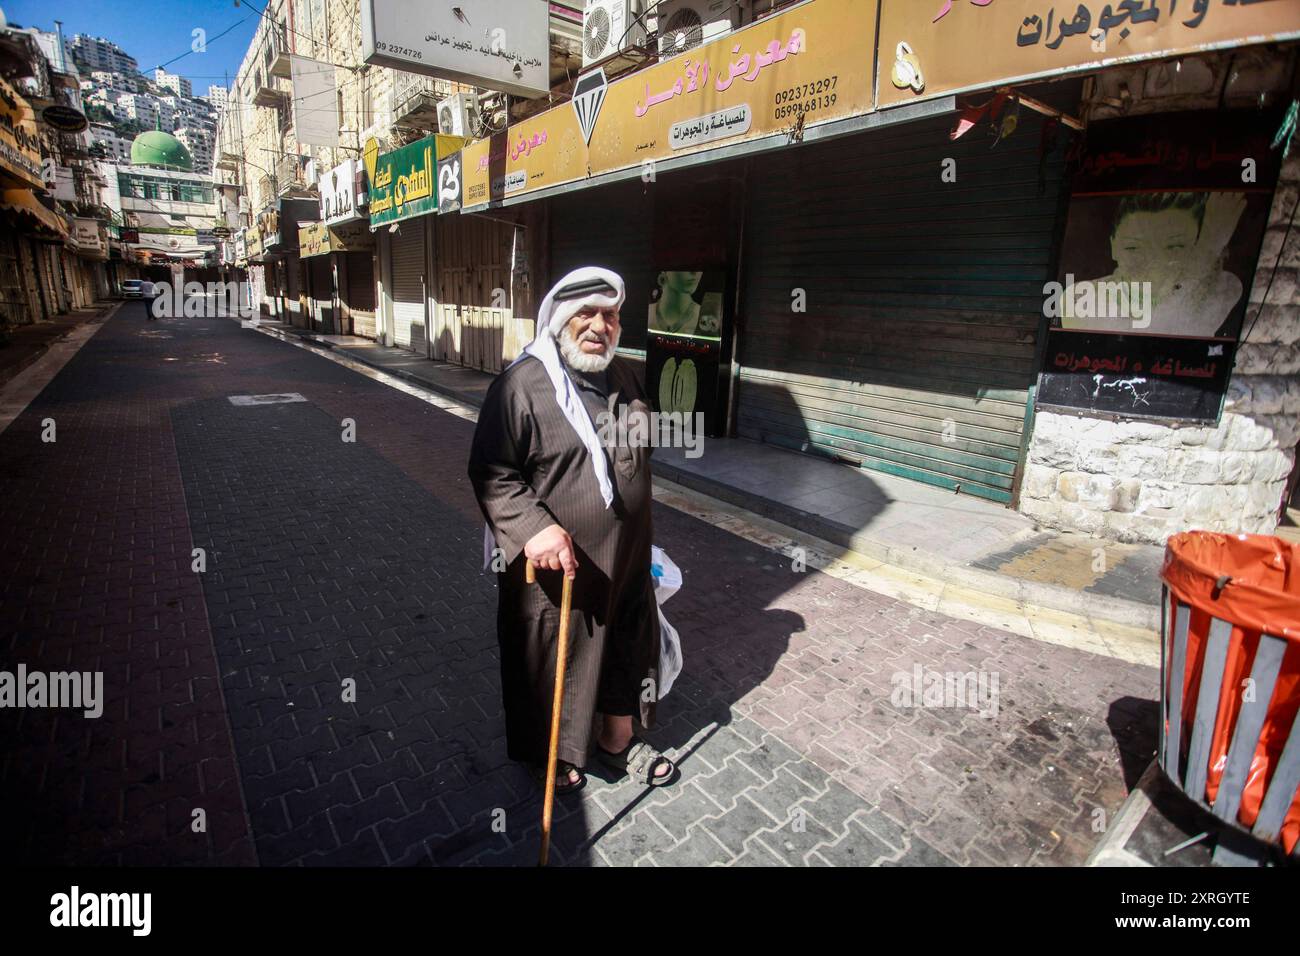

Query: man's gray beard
left=558, top=324, right=619, bottom=373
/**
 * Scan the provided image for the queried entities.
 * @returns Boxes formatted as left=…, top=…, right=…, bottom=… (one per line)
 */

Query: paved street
left=0, top=304, right=1159, bottom=866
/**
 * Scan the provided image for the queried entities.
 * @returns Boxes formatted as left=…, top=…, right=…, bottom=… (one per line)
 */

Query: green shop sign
left=368, top=136, right=437, bottom=229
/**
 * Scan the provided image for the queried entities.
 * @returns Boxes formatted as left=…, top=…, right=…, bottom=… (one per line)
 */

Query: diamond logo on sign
left=363, top=137, right=380, bottom=188
left=571, top=68, right=608, bottom=146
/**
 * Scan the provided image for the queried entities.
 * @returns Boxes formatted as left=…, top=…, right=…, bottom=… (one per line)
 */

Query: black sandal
left=532, top=760, right=586, bottom=794
left=597, top=737, right=679, bottom=787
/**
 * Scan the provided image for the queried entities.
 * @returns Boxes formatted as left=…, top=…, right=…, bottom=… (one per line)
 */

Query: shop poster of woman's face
left=1061, top=191, right=1252, bottom=338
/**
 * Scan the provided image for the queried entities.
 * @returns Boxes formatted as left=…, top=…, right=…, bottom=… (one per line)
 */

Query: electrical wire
left=150, top=15, right=254, bottom=72
left=1240, top=187, right=1300, bottom=347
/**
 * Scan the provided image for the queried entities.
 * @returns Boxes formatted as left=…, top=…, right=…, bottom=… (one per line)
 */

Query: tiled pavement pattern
left=0, top=307, right=1159, bottom=865
left=972, top=532, right=1164, bottom=608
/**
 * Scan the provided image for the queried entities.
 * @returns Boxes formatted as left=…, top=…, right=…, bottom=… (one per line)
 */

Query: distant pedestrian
left=140, top=280, right=158, bottom=321
left=468, top=267, right=678, bottom=793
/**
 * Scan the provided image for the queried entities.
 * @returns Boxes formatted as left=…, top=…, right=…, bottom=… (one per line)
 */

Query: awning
left=1, top=189, right=68, bottom=238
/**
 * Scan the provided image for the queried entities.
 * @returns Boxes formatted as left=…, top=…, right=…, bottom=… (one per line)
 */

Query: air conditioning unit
left=656, top=0, right=742, bottom=58
left=582, top=0, right=647, bottom=68
left=437, top=92, right=479, bottom=137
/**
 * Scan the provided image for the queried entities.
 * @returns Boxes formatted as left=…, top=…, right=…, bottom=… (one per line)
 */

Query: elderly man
left=469, top=267, right=677, bottom=792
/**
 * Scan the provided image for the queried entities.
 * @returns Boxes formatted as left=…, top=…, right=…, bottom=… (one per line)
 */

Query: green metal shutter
left=737, top=112, right=1067, bottom=504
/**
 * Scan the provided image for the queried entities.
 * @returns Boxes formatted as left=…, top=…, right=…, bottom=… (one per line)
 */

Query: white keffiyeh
left=482, top=266, right=625, bottom=569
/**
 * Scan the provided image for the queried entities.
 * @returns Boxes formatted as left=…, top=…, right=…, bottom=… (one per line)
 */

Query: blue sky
left=4, top=0, right=261, bottom=94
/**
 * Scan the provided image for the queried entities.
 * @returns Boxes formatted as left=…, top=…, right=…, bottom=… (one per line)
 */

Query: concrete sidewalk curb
left=245, top=317, right=1159, bottom=633
left=249, top=321, right=490, bottom=409
left=654, top=459, right=1160, bottom=631
left=0, top=301, right=119, bottom=386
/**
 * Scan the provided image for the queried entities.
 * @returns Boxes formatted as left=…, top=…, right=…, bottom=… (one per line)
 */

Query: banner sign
left=291, top=56, right=339, bottom=147
left=0, top=77, right=43, bottom=190
left=360, top=0, right=550, bottom=98
left=460, top=0, right=878, bottom=209
left=877, top=0, right=1300, bottom=109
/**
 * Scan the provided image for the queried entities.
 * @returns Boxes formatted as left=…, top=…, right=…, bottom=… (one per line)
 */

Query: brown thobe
left=468, top=353, right=659, bottom=768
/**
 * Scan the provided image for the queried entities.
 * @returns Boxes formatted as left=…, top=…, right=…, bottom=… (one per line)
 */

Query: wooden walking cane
left=527, top=558, right=573, bottom=867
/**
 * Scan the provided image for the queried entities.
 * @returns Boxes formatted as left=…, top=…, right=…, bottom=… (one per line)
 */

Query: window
left=360, top=70, right=373, bottom=132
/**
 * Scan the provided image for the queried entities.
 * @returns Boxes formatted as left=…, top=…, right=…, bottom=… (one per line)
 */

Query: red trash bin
left=1159, top=532, right=1300, bottom=855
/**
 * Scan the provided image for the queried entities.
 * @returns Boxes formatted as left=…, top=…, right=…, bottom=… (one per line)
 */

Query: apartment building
left=69, top=34, right=138, bottom=76
left=153, top=67, right=192, bottom=98
left=173, top=125, right=214, bottom=175
left=88, top=123, right=132, bottom=163
left=89, top=69, right=139, bottom=93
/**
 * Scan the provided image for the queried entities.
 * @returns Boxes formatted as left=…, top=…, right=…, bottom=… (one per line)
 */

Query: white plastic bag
left=650, top=546, right=683, bottom=697
left=657, top=603, right=683, bottom=698
left=651, top=545, right=682, bottom=604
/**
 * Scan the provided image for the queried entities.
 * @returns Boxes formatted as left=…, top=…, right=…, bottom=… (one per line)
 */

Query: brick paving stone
left=646, top=781, right=725, bottom=840
left=0, top=307, right=1159, bottom=867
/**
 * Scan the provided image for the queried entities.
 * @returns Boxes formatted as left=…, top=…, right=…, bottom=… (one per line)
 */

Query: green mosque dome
left=130, top=130, right=193, bottom=171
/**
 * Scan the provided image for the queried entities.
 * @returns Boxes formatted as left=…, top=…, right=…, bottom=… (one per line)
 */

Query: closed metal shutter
left=390, top=220, right=426, bottom=352
left=346, top=251, right=376, bottom=338
left=19, top=239, right=45, bottom=321
left=737, top=112, right=1068, bottom=504
left=41, top=246, right=61, bottom=315
left=0, top=235, right=27, bottom=327
left=309, top=255, right=332, bottom=329
left=549, top=180, right=653, bottom=353
left=284, top=254, right=302, bottom=325
left=250, top=265, right=267, bottom=317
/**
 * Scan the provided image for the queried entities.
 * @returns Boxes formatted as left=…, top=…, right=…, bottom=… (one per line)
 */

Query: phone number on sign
left=375, top=41, right=422, bottom=60
left=774, top=93, right=837, bottom=120
left=774, top=76, right=838, bottom=103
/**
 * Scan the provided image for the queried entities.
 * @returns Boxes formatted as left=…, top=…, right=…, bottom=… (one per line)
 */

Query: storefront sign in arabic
left=259, top=208, right=282, bottom=248
left=0, top=76, right=43, bottom=189
left=361, top=0, right=550, bottom=98
left=878, top=0, right=1300, bottom=108
left=436, top=151, right=463, bottom=214
left=320, top=159, right=360, bottom=225
left=595, top=0, right=875, bottom=175
left=461, top=0, right=878, bottom=208
left=72, top=218, right=106, bottom=257
left=368, top=136, right=442, bottom=228
left=299, top=221, right=346, bottom=257
left=1037, top=110, right=1277, bottom=423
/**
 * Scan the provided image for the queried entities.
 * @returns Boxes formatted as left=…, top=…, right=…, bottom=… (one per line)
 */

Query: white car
left=121, top=279, right=159, bottom=299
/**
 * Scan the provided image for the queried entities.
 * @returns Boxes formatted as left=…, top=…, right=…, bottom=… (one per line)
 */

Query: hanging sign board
left=360, top=0, right=550, bottom=98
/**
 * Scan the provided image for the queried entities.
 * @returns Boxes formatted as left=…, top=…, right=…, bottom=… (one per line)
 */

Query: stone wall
left=1020, top=152, right=1300, bottom=543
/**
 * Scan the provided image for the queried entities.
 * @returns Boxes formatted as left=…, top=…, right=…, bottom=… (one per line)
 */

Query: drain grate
left=226, top=393, right=308, bottom=406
